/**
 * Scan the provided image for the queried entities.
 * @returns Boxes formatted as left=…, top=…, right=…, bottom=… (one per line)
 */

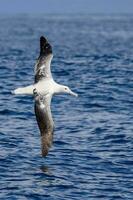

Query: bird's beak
left=69, top=90, right=78, bottom=97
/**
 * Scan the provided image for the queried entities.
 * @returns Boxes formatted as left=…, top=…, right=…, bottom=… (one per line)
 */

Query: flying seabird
left=13, top=36, right=78, bottom=157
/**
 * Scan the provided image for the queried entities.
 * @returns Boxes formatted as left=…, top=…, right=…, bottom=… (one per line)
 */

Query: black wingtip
left=40, top=36, right=52, bottom=56
left=40, top=36, right=47, bottom=44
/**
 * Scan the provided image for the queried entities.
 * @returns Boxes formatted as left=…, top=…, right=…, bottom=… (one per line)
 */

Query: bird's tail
left=12, top=85, right=34, bottom=95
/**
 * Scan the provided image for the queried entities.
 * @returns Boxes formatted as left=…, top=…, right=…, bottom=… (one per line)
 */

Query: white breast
left=35, top=78, right=56, bottom=95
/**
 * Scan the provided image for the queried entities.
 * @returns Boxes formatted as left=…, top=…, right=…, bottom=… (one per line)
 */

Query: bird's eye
left=65, top=88, right=67, bottom=90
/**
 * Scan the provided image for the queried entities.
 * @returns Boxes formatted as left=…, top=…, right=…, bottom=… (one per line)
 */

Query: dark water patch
left=54, top=140, right=69, bottom=146
left=104, top=134, right=126, bottom=140
left=0, top=109, right=17, bottom=115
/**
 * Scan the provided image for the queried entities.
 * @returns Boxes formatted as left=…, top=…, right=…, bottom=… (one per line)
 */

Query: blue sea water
left=0, top=14, right=133, bottom=199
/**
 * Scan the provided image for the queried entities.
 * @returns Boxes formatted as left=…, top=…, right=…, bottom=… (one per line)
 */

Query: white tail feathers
left=12, top=85, right=34, bottom=95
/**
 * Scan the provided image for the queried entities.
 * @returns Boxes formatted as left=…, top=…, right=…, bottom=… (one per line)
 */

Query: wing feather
left=34, top=89, right=54, bottom=157
left=35, top=36, right=53, bottom=83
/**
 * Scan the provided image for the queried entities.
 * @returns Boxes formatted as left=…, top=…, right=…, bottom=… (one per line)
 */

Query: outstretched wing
left=35, top=36, right=53, bottom=83
left=34, top=89, right=54, bottom=157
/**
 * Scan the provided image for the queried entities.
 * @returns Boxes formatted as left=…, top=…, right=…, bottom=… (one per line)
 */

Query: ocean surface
left=0, top=14, right=133, bottom=200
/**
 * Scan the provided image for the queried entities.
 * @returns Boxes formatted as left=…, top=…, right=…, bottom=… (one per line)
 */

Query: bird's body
left=13, top=36, right=77, bottom=157
left=14, top=79, right=63, bottom=96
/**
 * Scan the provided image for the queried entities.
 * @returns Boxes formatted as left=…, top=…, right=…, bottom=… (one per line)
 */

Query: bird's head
left=61, top=85, right=78, bottom=97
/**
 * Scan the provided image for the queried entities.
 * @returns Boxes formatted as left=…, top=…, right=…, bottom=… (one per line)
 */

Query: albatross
left=12, top=36, right=78, bottom=157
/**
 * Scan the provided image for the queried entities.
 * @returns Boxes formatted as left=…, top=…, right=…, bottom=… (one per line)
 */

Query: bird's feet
left=33, top=88, right=38, bottom=96
left=33, top=88, right=45, bottom=104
